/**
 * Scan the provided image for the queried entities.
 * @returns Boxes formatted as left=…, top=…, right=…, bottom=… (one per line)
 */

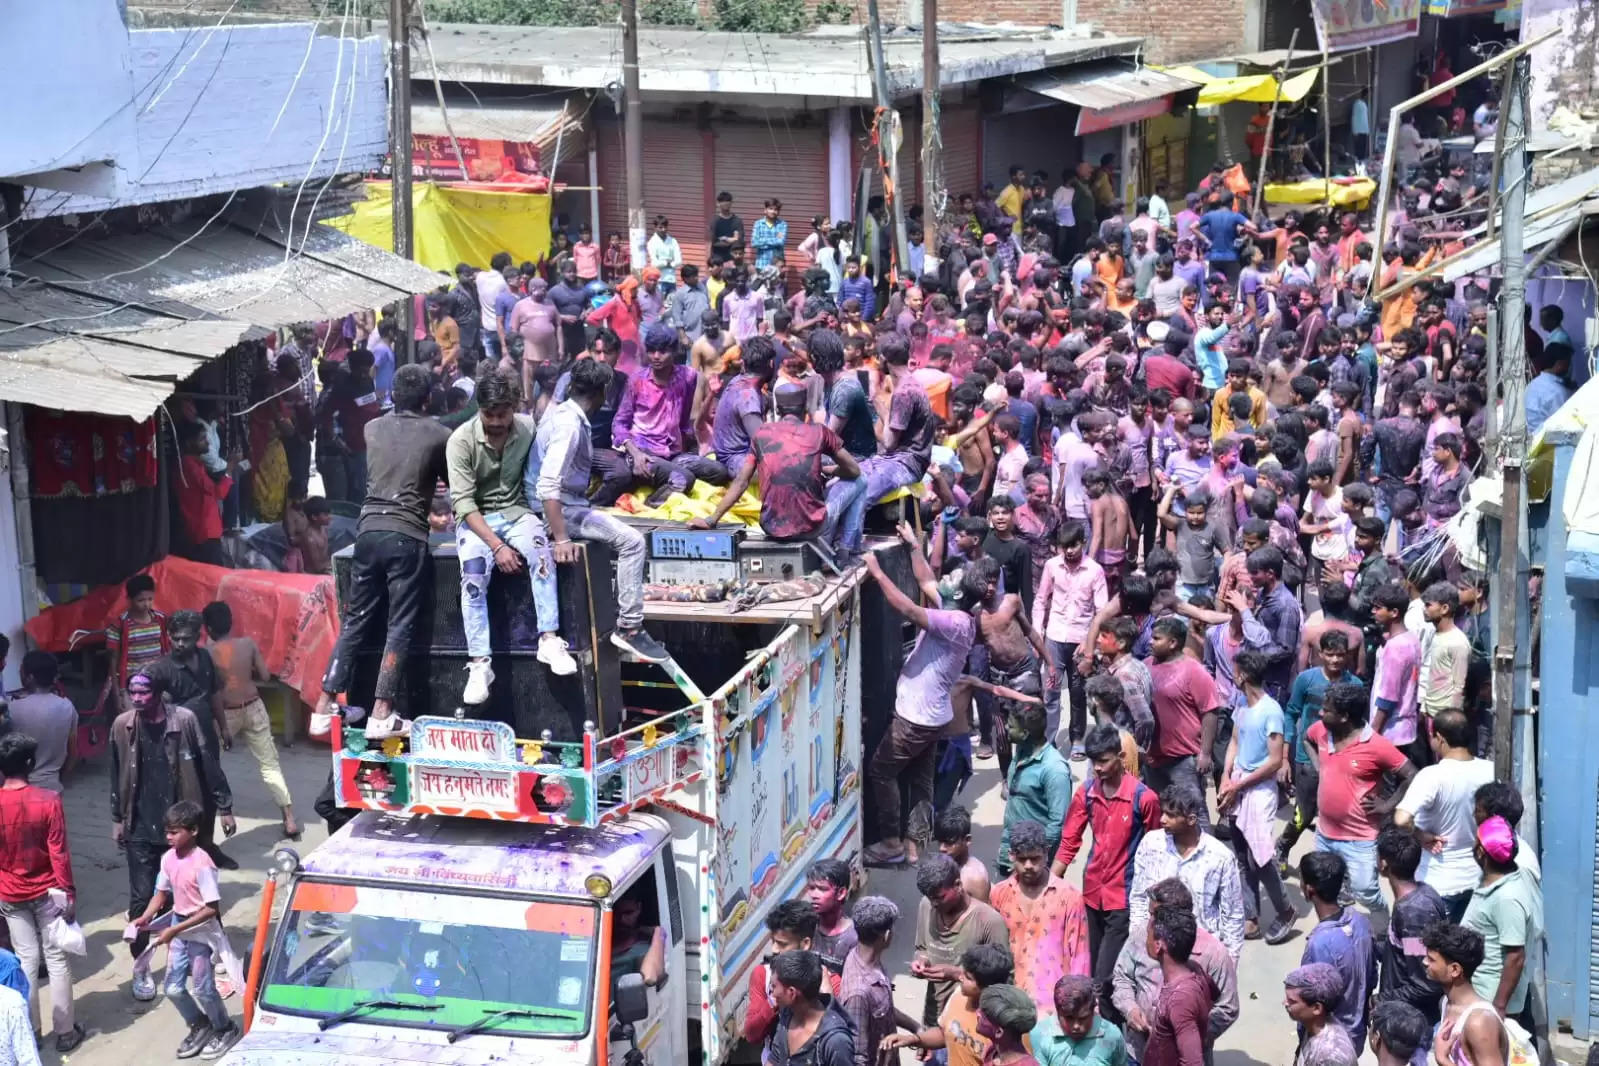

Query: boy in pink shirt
left=133, top=801, right=240, bottom=1059
left=572, top=226, right=602, bottom=282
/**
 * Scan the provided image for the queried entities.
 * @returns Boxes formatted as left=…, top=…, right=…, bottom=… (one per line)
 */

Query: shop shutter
left=595, top=118, right=709, bottom=272
left=712, top=120, right=829, bottom=289
left=940, top=101, right=981, bottom=203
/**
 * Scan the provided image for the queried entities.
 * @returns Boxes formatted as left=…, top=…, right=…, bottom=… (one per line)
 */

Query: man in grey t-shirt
left=4, top=651, right=77, bottom=792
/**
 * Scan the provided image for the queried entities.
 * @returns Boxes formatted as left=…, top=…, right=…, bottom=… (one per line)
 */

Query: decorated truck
left=224, top=567, right=868, bottom=1066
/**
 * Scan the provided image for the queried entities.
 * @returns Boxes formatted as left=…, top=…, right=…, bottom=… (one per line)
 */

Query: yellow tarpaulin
left=324, top=181, right=551, bottom=274
left=1264, top=177, right=1377, bottom=209
left=1160, top=65, right=1321, bottom=107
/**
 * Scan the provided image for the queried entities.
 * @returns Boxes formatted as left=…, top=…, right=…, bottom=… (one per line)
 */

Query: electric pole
left=865, top=0, right=909, bottom=281
left=389, top=0, right=415, bottom=358
left=1490, top=52, right=1530, bottom=781
left=920, top=0, right=942, bottom=277
left=622, top=0, right=647, bottom=270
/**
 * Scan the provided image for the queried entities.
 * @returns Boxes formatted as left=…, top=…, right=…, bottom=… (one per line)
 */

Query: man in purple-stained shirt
left=611, top=324, right=731, bottom=506
left=711, top=335, right=777, bottom=473
left=722, top=274, right=766, bottom=343
left=637, top=268, right=666, bottom=326
left=842, top=334, right=937, bottom=551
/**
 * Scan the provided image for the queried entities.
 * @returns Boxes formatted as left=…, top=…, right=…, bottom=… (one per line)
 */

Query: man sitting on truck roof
left=531, top=356, right=669, bottom=664
left=446, top=367, right=578, bottom=705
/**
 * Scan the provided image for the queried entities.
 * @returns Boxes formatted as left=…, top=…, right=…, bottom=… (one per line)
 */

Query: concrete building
left=414, top=23, right=1204, bottom=272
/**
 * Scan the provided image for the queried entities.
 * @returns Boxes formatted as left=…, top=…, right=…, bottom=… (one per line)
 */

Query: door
left=607, top=859, right=687, bottom=1066
left=712, top=120, right=829, bottom=292
left=597, top=118, right=708, bottom=271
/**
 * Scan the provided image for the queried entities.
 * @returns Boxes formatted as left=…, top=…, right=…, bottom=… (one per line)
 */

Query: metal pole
left=1321, top=42, right=1333, bottom=209
left=1485, top=59, right=1515, bottom=243
left=1491, top=52, right=1530, bottom=782
left=866, top=0, right=910, bottom=282
left=388, top=0, right=415, bottom=361
left=920, top=0, right=943, bottom=277
left=1251, top=30, right=1297, bottom=219
left=1371, top=30, right=1554, bottom=267
left=622, top=0, right=647, bottom=271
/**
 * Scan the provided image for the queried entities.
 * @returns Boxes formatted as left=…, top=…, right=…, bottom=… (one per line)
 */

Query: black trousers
left=125, top=838, right=168, bottom=958
left=1087, top=906, right=1130, bottom=1022
left=321, top=531, right=431, bottom=703
left=315, top=769, right=360, bottom=836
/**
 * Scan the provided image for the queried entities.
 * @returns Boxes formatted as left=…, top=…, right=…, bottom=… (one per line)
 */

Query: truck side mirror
left=614, top=973, right=649, bottom=1026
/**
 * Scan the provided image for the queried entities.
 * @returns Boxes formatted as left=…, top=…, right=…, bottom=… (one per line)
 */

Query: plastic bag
left=47, top=916, right=86, bottom=956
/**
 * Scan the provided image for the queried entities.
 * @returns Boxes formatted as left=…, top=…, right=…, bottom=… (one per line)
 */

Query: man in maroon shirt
left=1145, top=616, right=1220, bottom=832
left=1054, top=722, right=1163, bottom=1018
left=1143, top=334, right=1198, bottom=402
left=1143, top=906, right=1211, bottom=1066
left=0, top=732, right=80, bottom=1051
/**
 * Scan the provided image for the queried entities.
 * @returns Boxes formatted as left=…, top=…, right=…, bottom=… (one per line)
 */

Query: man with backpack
left=1053, top=722, right=1163, bottom=1019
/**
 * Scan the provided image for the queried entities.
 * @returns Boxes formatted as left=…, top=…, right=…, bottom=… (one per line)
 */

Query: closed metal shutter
left=712, top=120, right=828, bottom=289
left=595, top=118, right=709, bottom=271
left=940, top=101, right=981, bottom=202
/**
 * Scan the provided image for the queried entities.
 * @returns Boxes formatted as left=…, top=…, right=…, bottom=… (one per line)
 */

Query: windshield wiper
left=447, top=1006, right=571, bottom=1043
left=317, top=998, right=444, bottom=1031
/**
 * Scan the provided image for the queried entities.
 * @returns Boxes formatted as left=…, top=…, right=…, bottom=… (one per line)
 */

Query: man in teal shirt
left=1031, top=975, right=1128, bottom=1066
left=1194, top=302, right=1234, bottom=390
left=997, top=688, right=1072, bottom=876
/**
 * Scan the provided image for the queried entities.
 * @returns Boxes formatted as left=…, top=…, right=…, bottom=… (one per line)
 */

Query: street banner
left=1311, top=0, right=1424, bottom=50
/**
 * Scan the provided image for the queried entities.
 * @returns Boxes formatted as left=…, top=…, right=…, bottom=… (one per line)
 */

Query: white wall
left=0, top=0, right=134, bottom=180
left=1520, top=0, right=1599, bottom=125
left=21, top=23, right=388, bottom=217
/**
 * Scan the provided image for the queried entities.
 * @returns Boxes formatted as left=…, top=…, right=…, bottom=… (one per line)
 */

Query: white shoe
left=363, top=713, right=410, bottom=739
left=463, top=659, right=495, bottom=704
left=537, top=635, right=578, bottom=676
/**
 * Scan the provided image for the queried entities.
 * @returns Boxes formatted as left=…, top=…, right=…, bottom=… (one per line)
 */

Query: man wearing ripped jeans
left=446, top=367, right=577, bottom=705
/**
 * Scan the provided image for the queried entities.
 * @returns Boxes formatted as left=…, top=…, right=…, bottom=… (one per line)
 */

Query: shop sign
left=1311, top=0, right=1423, bottom=50
left=1076, top=96, right=1173, bottom=136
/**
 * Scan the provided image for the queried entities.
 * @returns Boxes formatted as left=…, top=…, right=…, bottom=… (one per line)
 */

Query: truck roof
left=300, top=810, right=671, bottom=899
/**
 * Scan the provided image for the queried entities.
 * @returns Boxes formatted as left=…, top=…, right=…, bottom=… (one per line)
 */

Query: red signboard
left=1075, top=95, right=1174, bottom=136
left=412, top=134, right=543, bottom=183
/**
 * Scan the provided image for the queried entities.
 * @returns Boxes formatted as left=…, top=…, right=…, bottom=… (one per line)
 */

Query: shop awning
left=411, top=93, right=587, bottom=173
left=0, top=212, right=444, bottom=418
left=1017, top=63, right=1201, bottom=135
left=1159, top=64, right=1320, bottom=107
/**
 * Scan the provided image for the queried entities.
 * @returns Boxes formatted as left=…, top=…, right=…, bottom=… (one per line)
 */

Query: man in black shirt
left=148, top=609, right=237, bottom=868
left=317, top=364, right=451, bottom=741
left=450, top=262, right=482, bottom=358
left=1376, top=826, right=1448, bottom=1024
left=983, top=497, right=1034, bottom=613
left=710, top=190, right=744, bottom=265
left=549, top=261, right=591, bottom=359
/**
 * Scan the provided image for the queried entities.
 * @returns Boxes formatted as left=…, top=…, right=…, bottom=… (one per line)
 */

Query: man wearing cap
left=637, top=267, right=665, bottom=326
left=691, top=381, right=862, bottom=553
left=610, top=324, right=728, bottom=507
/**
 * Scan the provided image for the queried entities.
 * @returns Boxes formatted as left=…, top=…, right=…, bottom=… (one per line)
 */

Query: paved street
left=36, top=733, right=1321, bottom=1066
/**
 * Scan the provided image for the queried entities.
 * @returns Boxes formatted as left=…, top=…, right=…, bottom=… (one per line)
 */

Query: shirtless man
left=203, top=601, right=297, bottom=838
left=947, top=384, right=996, bottom=507
left=973, top=556, right=1048, bottom=781
left=689, top=309, right=735, bottom=449
left=933, top=806, right=992, bottom=904
left=1085, top=466, right=1133, bottom=597
left=1295, top=581, right=1367, bottom=675
left=1262, top=342, right=1303, bottom=414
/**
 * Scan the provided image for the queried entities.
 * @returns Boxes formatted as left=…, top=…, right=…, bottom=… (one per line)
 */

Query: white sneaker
left=363, top=713, right=410, bottom=739
left=537, top=635, right=578, bottom=676
left=463, top=660, right=495, bottom=704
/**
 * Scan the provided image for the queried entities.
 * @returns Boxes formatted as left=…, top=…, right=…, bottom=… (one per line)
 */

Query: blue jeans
left=1314, top=832, right=1388, bottom=919
left=841, top=456, right=916, bottom=548
left=822, top=475, right=868, bottom=550
left=483, top=331, right=504, bottom=363
left=166, top=932, right=230, bottom=1031
left=1176, top=581, right=1214, bottom=603
left=458, top=512, right=559, bottom=657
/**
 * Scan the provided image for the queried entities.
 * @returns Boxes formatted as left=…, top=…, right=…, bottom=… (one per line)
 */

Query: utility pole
left=622, top=0, right=647, bottom=270
left=865, top=0, right=909, bottom=282
left=1490, top=52, right=1530, bottom=782
left=388, top=0, right=415, bottom=359
left=920, top=0, right=942, bottom=277
left=1250, top=29, right=1296, bottom=219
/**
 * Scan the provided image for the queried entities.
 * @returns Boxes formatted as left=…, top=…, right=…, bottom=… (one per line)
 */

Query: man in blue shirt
left=1525, top=342, right=1573, bottom=437
left=1539, top=304, right=1574, bottom=349
left=1194, top=302, right=1233, bottom=390
left=1194, top=199, right=1258, bottom=286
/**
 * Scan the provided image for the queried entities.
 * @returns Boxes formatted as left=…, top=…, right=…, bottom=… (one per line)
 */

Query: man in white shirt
left=476, top=251, right=513, bottom=363
left=646, top=216, right=683, bottom=293
left=0, top=983, right=42, bottom=1066
left=1393, top=709, right=1494, bottom=921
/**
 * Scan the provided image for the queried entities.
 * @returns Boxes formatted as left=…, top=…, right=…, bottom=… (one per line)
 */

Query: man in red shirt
left=1054, top=722, right=1162, bottom=1017
left=175, top=422, right=234, bottom=566
left=0, top=732, right=80, bottom=1051
left=1145, top=616, right=1220, bottom=832
left=1143, top=906, right=1212, bottom=1066
left=1142, top=333, right=1198, bottom=402
left=1304, top=681, right=1416, bottom=923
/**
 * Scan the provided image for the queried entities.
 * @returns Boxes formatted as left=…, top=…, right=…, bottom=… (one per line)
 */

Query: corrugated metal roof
left=16, top=215, right=444, bottom=331
left=1439, top=200, right=1599, bottom=283
left=1016, top=63, right=1201, bottom=110
left=2, top=207, right=444, bottom=418
left=411, top=94, right=586, bottom=165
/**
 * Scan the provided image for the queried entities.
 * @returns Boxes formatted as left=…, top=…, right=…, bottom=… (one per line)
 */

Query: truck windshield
left=261, top=881, right=597, bottom=1038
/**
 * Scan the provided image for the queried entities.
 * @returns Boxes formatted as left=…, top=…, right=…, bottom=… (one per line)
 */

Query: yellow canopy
left=324, top=181, right=552, bottom=273
left=1264, top=177, right=1377, bottom=209
left=1160, top=65, right=1321, bottom=107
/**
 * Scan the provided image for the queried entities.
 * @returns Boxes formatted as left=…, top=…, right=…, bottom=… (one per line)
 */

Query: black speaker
left=332, top=536, right=623, bottom=736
